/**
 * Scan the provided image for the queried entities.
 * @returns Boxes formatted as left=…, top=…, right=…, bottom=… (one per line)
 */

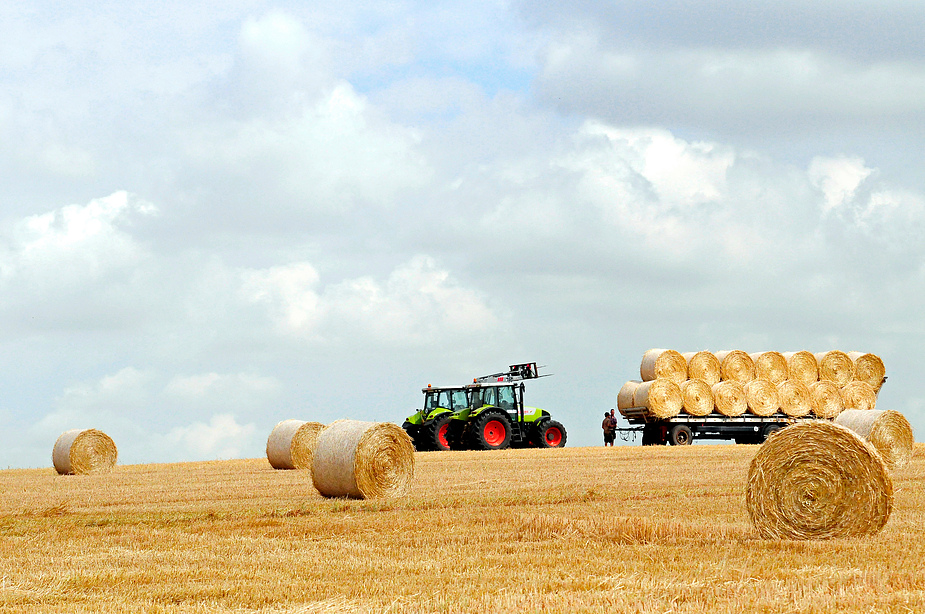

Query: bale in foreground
left=834, top=409, right=914, bottom=470
left=312, top=420, right=415, bottom=499
left=266, top=419, right=325, bottom=470
left=746, top=421, right=892, bottom=540
left=52, top=429, right=118, bottom=475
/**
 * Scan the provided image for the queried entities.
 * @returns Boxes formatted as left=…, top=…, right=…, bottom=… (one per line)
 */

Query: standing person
left=602, top=411, right=616, bottom=446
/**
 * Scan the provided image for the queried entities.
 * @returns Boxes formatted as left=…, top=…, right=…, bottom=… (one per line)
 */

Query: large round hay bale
left=682, top=351, right=721, bottom=386
left=834, top=409, right=914, bottom=470
left=617, top=380, right=641, bottom=412
left=52, top=429, right=117, bottom=475
left=782, top=351, right=818, bottom=385
left=749, top=351, right=788, bottom=384
left=633, top=379, right=682, bottom=419
left=715, top=350, right=755, bottom=383
left=809, top=380, right=845, bottom=419
left=266, top=419, right=325, bottom=470
left=680, top=379, right=714, bottom=417
left=711, top=380, right=746, bottom=417
left=814, top=350, right=854, bottom=387
left=777, top=380, right=812, bottom=417
left=744, top=379, right=780, bottom=417
left=745, top=421, right=893, bottom=540
left=639, top=349, right=687, bottom=384
left=848, top=351, right=886, bottom=392
left=840, top=381, right=878, bottom=411
left=312, top=420, right=415, bottom=499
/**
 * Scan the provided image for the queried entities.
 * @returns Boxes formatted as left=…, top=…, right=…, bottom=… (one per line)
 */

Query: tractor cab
left=402, top=385, right=469, bottom=451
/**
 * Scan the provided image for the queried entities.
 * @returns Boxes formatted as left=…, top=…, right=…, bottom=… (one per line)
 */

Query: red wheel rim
left=544, top=427, right=562, bottom=447
left=483, top=420, right=506, bottom=447
left=437, top=423, right=449, bottom=449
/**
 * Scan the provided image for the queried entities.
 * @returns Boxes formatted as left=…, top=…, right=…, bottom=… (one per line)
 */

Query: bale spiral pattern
left=744, top=379, right=780, bottom=417
left=682, top=351, right=721, bottom=386
left=750, top=351, right=789, bottom=384
left=633, top=379, right=682, bottom=419
left=848, top=351, right=886, bottom=392
left=680, top=379, right=714, bottom=417
left=746, top=421, right=893, bottom=540
left=711, top=380, right=747, bottom=417
left=834, top=409, right=914, bottom=470
left=815, top=351, right=854, bottom=387
left=782, top=351, right=819, bottom=385
left=640, top=349, right=687, bottom=384
left=840, top=381, right=878, bottom=411
left=715, top=350, right=755, bottom=384
left=809, top=380, right=845, bottom=419
left=52, top=429, right=118, bottom=475
left=777, top=380, right=812, bottom=417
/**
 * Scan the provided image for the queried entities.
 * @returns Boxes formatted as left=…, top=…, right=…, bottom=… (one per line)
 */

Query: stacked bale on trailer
left=618, top=348, right=886, bottom=420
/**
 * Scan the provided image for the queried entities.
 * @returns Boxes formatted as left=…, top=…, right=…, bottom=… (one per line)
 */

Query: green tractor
left=446, top=363, right=567, bottom=450
left=402, top=384, right=469, bottom=451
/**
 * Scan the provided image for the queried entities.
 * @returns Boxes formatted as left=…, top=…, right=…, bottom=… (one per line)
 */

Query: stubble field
left=1, top=442, right=924, bottom=613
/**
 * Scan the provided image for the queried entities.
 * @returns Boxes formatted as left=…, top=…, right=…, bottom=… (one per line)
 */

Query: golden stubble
left=2, top=444, right=925, bottom=613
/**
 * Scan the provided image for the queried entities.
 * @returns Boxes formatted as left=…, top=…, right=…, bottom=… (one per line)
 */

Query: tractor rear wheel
left=533, top=420, right=567, bottom=448
left=422, top=414, right=452, bottom=451
left=468, top=411, right=512, bottom=450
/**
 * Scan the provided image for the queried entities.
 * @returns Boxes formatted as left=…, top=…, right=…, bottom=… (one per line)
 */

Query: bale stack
left=52, top=429, right=118, bottom=475
left=266, top=419, right=325, bottom=470
left=618, top=349, right=885, bottom=420
left=746, top=421, right=893, bottom=540
left=312, top=420, right=415, bottom=499
left=834, top=409, right=914, bottom=470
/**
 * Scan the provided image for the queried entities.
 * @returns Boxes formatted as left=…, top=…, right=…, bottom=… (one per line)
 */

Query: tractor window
left=424, top=392, right=439, bottom=412
left=436, top=390, right=452, bottom=409
left=470, top=387, right=497, bottom=409
left=451, top=390, right=468, bottom=410
left=498, top=386, right=516, bottom=412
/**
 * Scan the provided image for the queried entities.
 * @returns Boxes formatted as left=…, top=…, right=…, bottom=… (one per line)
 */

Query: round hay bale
left=777, top=380, right=813, bottom=417
left=617, top=380, right=641, bottom=412
left=809, top=380, right=845, bottom=419
left=744, top=379, right=780, bottom=417
left=312, top=420, right=414, bottom=499
left=715, top=350, right=755, bottom=384
left=52, top=429, right=117, bottom=475
left=266, top=419, right=325, bottom=470
left=746, top=421, right=892, bottom=540
left=682, top=351, right=721, bottom=386
left=749, top=351, right=788, bottom=384
left=633, top=379, right=682, bottom=419
left=680, top=379, right=714, bottom=417
left=782, top=351, right=819, bottom=385
left=848, top=351, right=886, bottom=392
left=711, top=380, right=747, bottom=417
left=814, top=350, right=854, bottom=387
left=639, top=349, right=687, bottom=384
left=834, top=409, right=914, bottom=470
left=841, top=381, right=878, bottom=411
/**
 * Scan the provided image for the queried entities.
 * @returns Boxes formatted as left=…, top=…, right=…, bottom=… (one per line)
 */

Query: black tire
left=467, top=411, right=512, bottom=450
left=446, top=419, right=467, bottom=450
left=533, top=420, right=567, bottom=448
left=762, top=424, right=782, bottom=442
left=668, top=424, right=692, bottom=446
left=402, top=421, right=424, bottom=451
left=421, top=413, right=452, bottom=452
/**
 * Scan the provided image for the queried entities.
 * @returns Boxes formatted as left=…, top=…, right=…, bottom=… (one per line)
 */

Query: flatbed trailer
left=617, top=407, right=822, bottom=446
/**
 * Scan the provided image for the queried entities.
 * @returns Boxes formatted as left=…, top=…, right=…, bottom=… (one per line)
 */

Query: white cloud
left=809, top=156, right=874, bottom=213
left=159, top=414, right=256, bottom=461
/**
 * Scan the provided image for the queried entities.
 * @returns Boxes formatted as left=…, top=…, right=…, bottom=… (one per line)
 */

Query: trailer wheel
left=761, top=424, right=782, bottom=442
left=422, top=414, right=452, bottom=451
left=468, top=411, right=512, bottom=450
left=668, top=424, right=692, bottom=446
left=533, top=420, right=567, bottom=448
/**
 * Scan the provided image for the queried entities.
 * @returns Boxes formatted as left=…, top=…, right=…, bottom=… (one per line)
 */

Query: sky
left=1, top=0, right=923, bottom=468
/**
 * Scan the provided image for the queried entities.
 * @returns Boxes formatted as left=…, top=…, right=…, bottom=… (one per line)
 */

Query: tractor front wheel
left=468, top=411, right=512, bottom=450
left=533, top=420, right=567, bottom=448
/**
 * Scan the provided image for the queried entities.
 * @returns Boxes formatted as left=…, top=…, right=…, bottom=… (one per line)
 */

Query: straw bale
left=809, top=380, right=845, bottom=419
left=639, top=349, right=687, bottom=384
left=848, top=351, right=886, bottom=392
left=834, top=409, right=914, bottom=470
left=744, top=379, right=780, bottom=417
left=680, top=379, right=714, bottom=417
left=715, top=350, right=755, bottom=383
left=746, top=421, right=892, bottom=540
left=711, top=380, right=747, bottom=417
left=617, top=380, right=641, bottom=412
left=312, top=420, right=415, bottom=499
left=52, top=429, right=117, bottom=475
left=682, top=351, right=721, bottom=386
left=749, top=351, right=788, bottom=384
left=815, top=350, right=854, bottom=387
left=782, top=351, right=818, bottom=385
left=266, top=419, right=325, bottom=470
left=777, top=380, right=812, bottom=417
left=840, top=381, right=878, bottom=411
left=632, top=379, right=682, bottom=419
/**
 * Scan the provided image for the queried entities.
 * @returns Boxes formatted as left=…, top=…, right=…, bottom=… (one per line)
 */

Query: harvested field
left=2, top=444, right=925, bottom=613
